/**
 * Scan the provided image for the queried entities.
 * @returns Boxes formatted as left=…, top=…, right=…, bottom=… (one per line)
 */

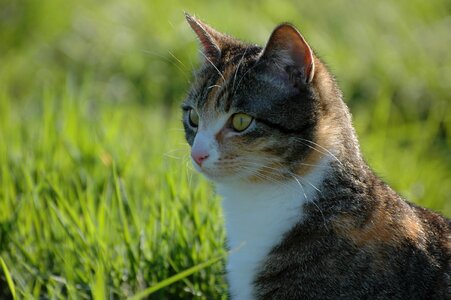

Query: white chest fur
left=216, top=163, right=327, bottom=300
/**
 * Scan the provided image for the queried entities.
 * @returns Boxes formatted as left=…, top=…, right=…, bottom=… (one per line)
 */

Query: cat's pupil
left=232, top=113, right=252, bottom=132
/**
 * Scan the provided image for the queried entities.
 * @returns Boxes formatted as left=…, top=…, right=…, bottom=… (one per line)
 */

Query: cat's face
left=182, top=15, right=321, bottom=183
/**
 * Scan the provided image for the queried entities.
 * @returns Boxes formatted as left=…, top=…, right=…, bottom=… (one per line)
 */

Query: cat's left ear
left=260, top=24, right=315, bottom=84
left=185, top=13, right=223, bottom=63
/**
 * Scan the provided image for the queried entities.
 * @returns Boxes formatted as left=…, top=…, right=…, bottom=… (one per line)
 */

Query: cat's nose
left=192, top=151, right=210, bottom=166
left=191, top=133, right=211, bottom=167
left=191, top=132, right=212, bottom=167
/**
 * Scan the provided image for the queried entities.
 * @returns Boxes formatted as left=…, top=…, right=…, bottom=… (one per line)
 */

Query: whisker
left=199, top=50, right=226, bottom=83
left=231, top=48, right=248, bottom=93
left=207, top=84, right=222, bottom=90
left=163, top=148, right=188, bottom=160
left=185, top=157, right=195, bottom=172
left=168, top=50, right=187, bottom=69
left=292, top=139, right=329, bottom=156
left=233, top=59, right=262, bottom=96
left=239, top=158, right=328, bottom=229
left=240, top=161, right=288, bottom=179
left=293, top=176, right=308, bottom=201
left=246, top=171, right=285, bottom=186
left=239, top=165, right=287, bottom=186
left=142, top=49, right=190, bottom=82
left=242, top=157, right=322, bottom=171
left=163, top=148, right=187, bottom=154
left=292, top=138, right=344, bottom=167
left=163, top=154, right=184, bottom=159
left=300, top=178, right=322, bottom=195
left=167, top=128, right=186, bottom=132
left=291, top=174, right=328, bottom=230
left=244, top=166, right=314, bottom=199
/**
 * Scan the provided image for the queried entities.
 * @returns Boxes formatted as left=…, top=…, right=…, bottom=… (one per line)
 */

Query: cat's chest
left=217, top=179, right=320, bottom=300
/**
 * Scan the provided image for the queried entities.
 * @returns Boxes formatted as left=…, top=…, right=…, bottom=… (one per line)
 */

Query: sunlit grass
left=0, top=84, right=227, bottom=298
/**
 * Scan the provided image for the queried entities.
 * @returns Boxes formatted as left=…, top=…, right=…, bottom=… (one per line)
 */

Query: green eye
left=189, top=109, right=199, bottom=127
left=232, top=113, right=253, bottom=132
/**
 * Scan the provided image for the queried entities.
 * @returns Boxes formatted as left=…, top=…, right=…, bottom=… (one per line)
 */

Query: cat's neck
left=215, top=157, right=330, bottom=300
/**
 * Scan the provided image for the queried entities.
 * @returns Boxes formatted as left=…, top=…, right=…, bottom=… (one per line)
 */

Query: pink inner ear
left=185, top=13, right=221, bottom=62
left=262, top=24, right=315, bottom=83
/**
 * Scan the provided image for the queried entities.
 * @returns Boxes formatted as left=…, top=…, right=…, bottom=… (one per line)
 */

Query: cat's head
left=182, top=14, right=350, bottom=183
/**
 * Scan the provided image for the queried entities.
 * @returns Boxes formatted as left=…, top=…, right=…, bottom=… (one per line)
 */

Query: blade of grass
left=127, top=254, right=224, bottom=300
left=92, top=263, right=106, bottom=300
left=112, top=162, right=138, bottom=278
left=0, top=256, right=16, bottom=300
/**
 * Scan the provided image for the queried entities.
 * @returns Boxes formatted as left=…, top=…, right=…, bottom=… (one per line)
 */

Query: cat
left=182, top=13, right=450, bottom=299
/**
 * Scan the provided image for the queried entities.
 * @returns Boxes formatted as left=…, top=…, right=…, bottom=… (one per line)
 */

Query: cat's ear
left=185, top=13, right=223, bottom=63
left=260, top=24, right=315, bottom=84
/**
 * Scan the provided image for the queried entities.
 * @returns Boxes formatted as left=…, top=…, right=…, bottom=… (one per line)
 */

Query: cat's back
left=255, top=172, right=451, bottom=299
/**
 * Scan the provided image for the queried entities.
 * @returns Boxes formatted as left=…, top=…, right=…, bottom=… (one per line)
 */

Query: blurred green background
left=0, top=0, right=450, bottom=298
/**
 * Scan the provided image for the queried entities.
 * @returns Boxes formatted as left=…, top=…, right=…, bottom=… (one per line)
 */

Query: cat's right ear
left=260, top=24, right=315, bottom=84
left=185, top=13, right=222, bottom=64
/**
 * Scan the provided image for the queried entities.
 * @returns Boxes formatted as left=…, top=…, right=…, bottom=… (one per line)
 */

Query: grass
left=0, top=0, right=450, bottom=298
left=0, top=83, right=227, bottom=298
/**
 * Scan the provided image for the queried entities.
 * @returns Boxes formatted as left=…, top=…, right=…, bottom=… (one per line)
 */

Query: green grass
left=0, top=84, right=227, bottom=298
left=0, top=0, right=450, bottom=298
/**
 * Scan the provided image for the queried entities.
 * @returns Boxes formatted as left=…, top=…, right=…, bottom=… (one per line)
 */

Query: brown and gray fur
left=182, top=14, right=450, bottom=299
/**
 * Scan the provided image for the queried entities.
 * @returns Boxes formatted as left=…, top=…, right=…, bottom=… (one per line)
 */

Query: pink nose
left=191, top=133, right=211, bottom=167
left=191, top=151, right=209, bottom=166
